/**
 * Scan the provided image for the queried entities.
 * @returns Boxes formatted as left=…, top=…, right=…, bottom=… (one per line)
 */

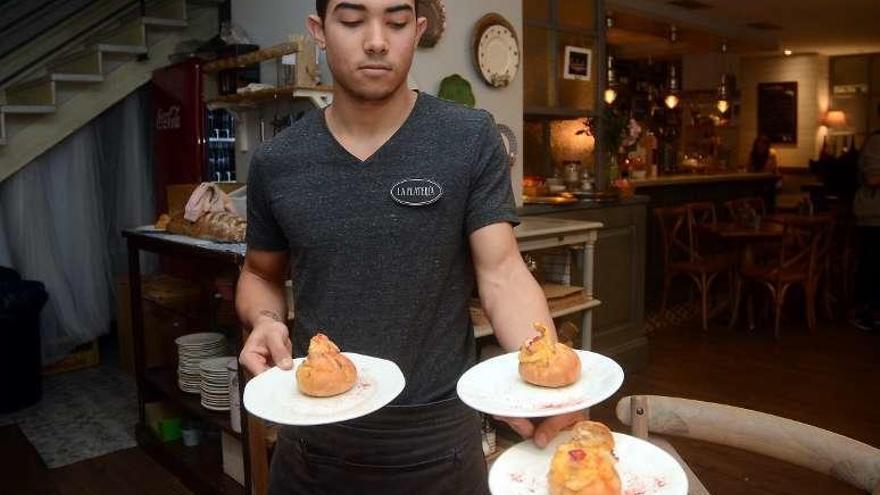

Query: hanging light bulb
left=665, top=64, right=680, bottom=109
left=604, top=55, right=617, bottom=105
left=664, top=27, right=680, bottom=110
left=716, top=43, right=731, bottom=115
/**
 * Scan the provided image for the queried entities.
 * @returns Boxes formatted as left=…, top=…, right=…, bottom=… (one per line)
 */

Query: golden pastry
left=548, top=441, right=622, bottom=495
left=295, top=333, right=357, bottom=397
left=518, top=322, right=581, bottom=387
left=570, top=421, right=615, bottom=453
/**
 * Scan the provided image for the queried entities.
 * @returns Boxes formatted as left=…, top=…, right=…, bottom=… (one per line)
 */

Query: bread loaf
left=165, top=211, right=246, bottom=242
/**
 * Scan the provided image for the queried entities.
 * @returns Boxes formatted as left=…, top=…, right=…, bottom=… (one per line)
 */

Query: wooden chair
left=724, top=196, right=767, bottom=221
left=655, top=204, right=734, bottom=331
left=615, top=395, right=880, bottom=495
left=734, top=217, right=831, bottom=339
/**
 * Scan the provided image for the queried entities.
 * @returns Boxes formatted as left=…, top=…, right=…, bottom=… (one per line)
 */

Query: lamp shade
left=822, top=110, right=847, bottom=128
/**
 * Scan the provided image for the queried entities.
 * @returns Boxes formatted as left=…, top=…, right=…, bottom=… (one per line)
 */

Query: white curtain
left=0, top=86, right=155, bottom=364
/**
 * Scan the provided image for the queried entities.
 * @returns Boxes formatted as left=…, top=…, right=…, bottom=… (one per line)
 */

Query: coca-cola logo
left=156, top=106, right=181, bottom=130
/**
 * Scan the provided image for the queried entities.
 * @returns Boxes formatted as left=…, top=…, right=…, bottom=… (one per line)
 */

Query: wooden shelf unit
left=473, top=217, right=602, bottom=350
left=124, top=229, right=265, bottom=495
left=202, top=41, right=300, bottom=73
left=206, top=84, right=333, bottom=110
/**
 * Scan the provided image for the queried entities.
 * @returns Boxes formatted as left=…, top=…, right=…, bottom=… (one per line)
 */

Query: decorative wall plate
left=496, top=123, right=517, bottom=167
left=417, top=0, right=446, bottom=48
left=472, top=13, right=520, bottom=88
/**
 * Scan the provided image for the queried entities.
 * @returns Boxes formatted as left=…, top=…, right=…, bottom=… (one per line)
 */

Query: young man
left=853, top=104, right=880, bottom=332
left=236, top=1, right=584, bottom=493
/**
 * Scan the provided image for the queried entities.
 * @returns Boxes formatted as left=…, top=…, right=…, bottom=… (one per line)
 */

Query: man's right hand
left=239, top=315, right=293, bottom=375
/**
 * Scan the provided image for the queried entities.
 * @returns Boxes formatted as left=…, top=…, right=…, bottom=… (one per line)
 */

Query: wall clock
left=472, top=13, right=520, bottom=88
left=417, top=0, right=446, bottom=48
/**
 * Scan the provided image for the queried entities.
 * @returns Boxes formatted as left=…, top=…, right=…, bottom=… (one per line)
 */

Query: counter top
left=518, top=195, right=650, bottom=216
left=514, top=216, right=603, bottom=238
left=630, top=172, right=776, bottom=188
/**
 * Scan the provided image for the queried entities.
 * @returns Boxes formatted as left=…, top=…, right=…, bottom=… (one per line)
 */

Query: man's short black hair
left=317, top=0, right=329, bottom=18
left=316, top=0, right=417, bottom=19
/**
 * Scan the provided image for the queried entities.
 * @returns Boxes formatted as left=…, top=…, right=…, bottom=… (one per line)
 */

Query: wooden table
left=699, top=222, right=786, bottom=329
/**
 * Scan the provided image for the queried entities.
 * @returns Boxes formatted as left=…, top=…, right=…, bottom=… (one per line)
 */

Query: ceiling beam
left=607, top=0, right=779, bottom=52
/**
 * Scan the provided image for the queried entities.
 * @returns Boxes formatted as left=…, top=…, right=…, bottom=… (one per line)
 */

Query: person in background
left=852, top=104, right=880, bottom=332
left=749, top=134, right=781, bottom=189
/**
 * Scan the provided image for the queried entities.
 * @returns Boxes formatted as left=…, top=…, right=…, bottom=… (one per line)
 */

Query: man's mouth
left=359, top=63, right=392, bottom=71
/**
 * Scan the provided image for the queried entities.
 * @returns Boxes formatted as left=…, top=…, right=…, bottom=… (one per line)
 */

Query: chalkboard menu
left=758, top=82, right=798, bottom=144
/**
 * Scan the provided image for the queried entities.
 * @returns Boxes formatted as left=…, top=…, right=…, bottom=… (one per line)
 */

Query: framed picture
left=563, top=46, right=592, bottom=81
left=758, top=82, right=798, bottom=144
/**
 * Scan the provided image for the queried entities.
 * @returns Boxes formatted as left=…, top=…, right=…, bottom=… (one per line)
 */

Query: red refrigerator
left=151, top=58, right=207, bottom=214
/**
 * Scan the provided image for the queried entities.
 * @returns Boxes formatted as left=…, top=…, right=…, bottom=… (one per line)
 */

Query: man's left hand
left=495, top=410, right=587, bottom=448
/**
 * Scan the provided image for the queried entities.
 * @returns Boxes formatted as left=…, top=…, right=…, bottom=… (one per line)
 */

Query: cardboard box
left=222, top=431, right=245, bottom=486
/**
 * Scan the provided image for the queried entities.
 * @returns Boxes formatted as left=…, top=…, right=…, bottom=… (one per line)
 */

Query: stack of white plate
left=176, top=333, right=228, bottom=394
left=200, top=356, right=237, bottom=411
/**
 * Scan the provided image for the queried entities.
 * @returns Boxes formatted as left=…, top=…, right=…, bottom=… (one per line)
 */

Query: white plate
left=489, top=432, right=688, bottom=495
left=200, top=357, right=236, bottom=372
left=456, top=350, right=623, bottom=418
left=478, top=25, right=519, bottom=87
left=243, top=353, right=405, bottom=426
left=175, top=333, right=226, bottom=346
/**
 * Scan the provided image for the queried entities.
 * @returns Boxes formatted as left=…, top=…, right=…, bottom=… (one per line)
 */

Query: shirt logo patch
left=390, top=178, right=443, bottom=207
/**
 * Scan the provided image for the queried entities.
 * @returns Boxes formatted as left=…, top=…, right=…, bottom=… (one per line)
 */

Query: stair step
left=96, top=43, right=149, bottom=55
left=149, top=0, right=188, bottom=21
left=142, top=16, right=188, bottom=28
left=4, top=78, right=55, bottom=106
left=49, top=73, right=105, bottom=83
left=1, top=105, right=57, bottom=115
left=48, top=48, right=103, bottom=75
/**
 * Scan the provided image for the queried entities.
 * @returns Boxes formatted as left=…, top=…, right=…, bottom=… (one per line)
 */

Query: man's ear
left=307, top=14, right=326, bottom=49
left=414, top=15, right=427, bottom=48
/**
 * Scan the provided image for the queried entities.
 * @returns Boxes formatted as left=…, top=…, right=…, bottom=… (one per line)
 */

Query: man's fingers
left=239, top=347, right=268, bottom=376
left=533, top=411, right=586, bottom=448
left=494, top=416, right=535, bottom=439
left=267, top=328, right=293, bottom=369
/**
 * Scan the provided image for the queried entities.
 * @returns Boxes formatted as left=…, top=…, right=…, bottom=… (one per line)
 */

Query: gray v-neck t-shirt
left=246, top=93, right=519, bottom=405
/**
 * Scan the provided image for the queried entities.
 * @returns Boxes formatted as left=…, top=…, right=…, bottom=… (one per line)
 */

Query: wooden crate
left=42, top=340, right=100, bottom=375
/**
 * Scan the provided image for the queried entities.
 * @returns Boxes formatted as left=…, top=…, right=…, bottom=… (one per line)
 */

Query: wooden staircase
left=0, top=0, right=222, bottom=182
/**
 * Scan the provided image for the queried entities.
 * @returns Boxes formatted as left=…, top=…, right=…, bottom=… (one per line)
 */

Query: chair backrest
left=778, top=217, right=833, bottom=282
left=725, top=197, right=767, bottom=221
left=686, top=202, right=718, bottom=258
left=616, top=395, right=880, bottom=494
left=655, top=206, right=695, bottom=265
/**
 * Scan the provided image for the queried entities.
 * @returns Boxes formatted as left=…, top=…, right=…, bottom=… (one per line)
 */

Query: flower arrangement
left=577, top=108, right=644, bottom=159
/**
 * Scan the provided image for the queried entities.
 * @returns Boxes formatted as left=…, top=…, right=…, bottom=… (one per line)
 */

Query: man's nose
left=364, top=20, right=390, bottom=55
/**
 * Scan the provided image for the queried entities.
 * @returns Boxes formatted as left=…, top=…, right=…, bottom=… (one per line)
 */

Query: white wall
left=738, top=54, right=830, bottom=169
left=231, top=0, right=524, bottom=205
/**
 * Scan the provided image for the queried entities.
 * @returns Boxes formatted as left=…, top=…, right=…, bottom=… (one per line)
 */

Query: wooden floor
left=0, top=425, right=192, bottom=495
left=591, top=319, right=880, bottom=495
left=3, top=319, right=878, bottom=494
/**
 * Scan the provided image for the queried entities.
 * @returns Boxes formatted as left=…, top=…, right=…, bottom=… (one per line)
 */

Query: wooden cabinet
left=520, top=199, right=649, bottom=371
left=523, top=0, right=600, bottom=116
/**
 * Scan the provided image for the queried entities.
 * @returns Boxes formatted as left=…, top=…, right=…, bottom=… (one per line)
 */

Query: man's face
left=309, top=0, right=425, bottom=102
